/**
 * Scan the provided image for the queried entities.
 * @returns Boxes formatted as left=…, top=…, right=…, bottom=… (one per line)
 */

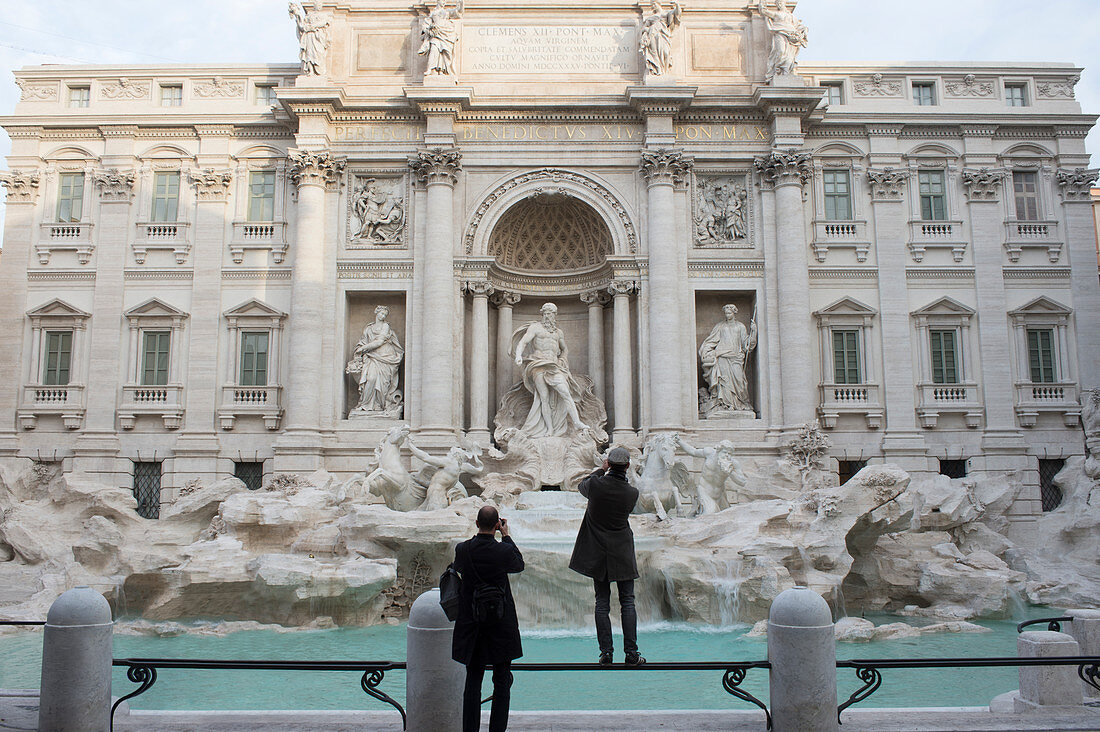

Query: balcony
left=133, top=221, right=191, bottom=264
left=1003, top=220, right=1063, bottom=263
left=119, top=384, right=184, bottom=430
left=818, top=383, right=883, bottom=429
left=230, top=221, right=288, bottom=264
left=907, top=220, right=966, bottom=263
left=811, top=220, right=871, bottom=263
left=36, top=222, right=95, bottom=265
left=916, top=382, right=983, bottom=429
left=17, top=384, right=85, bottom=430
left=217, top=384, right=283, bottom=430
left=1014, top=381, right=1080, bottom=428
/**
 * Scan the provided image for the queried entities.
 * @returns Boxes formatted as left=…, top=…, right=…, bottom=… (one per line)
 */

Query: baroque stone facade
left=0, top=0, right=1096, bottom=533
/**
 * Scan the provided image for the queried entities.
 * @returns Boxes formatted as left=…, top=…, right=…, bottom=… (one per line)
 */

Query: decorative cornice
left=27, top=270, right=95, bottom=282
left=905, top=267, right=975, bottom=281
left=336, top=261, right=414, bottom=280
left=807, top=267, right=878, bottom=281
left=1002, top=267, right=1071, bottom=281
left=463, top=280, right=495, bottom=298
left=959, top=124, right=998, bottom=138
left=640, top=148, right=693, bottom=185
left=99, top=125, right=138, bottom=138
left=124, top=268, right=194, bottom=281
left=222, top=268, right=293, bottom=281
left=92, top=168, right=136, bottom=201
left=288, top=149, right=346, bottom=189
left=686, top=261, right=765, bottom=278
left=408, top=147, right=462, bottom=186
left=188, top=168, right=233, bottom=201
left=1056, top=168, right=1099, bottom=200
left=754, top=150, right=812, bottom=188
left=0, top=170, right=41, bottom=204
left=961, top=168, right=1007, bottom=202
left=866, top=168, right=908, bottom=201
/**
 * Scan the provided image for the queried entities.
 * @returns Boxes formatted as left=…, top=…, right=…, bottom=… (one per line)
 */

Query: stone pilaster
left=640, top=148, right=692, bottom=432
left=463, top=280, right=494, bottom=441
left=408, top=147, right=461, bottom=435
left=609, top=279, right=637, bottom=440
left=492, top=291, right=520, bottom=408
left=755, top=150, right=815, bottom=428
left=1058, top=167, right=1100, bottom=391
left=275, top=149, right=344, bottom=472
left=581, top=289, right=610, bottom=403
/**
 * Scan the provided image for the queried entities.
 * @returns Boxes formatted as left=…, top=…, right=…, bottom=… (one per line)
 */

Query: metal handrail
left=1017, top=615, right=1073, bottom=633
left=0, top=621, right=45, bottom=626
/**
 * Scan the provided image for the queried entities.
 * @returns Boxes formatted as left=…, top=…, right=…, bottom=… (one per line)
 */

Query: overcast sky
left=0, top=0, right=1097, bottom=240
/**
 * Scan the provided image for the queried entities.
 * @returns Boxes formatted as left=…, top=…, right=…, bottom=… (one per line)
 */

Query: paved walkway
left=4, top=691, right=1099, bottom=731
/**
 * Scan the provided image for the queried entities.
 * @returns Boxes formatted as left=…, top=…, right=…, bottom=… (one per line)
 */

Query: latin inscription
left=331, top=124, right=769, bottom=144
left=463, top=25, right=638, bottom=74
left=333, top=125, right=424, bottom=142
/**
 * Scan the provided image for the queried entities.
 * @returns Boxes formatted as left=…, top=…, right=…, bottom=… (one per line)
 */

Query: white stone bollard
left=1065, top=609, right=1100, bottom=699
left=1016, top=630, right=1083, bottom=711
left=767, top=587, right=838, bottom=732
left=39, top=586, right=114, bottom=732
left=406, top=589, right=464, bottom=732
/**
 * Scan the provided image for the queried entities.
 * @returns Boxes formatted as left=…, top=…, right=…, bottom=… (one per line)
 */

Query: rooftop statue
left=418, top=0, right=464, bottom=77
left=756, top=0, right=807, bottom=82
left=289, top=1, right=331, bottom=76
left=640, top=0, right=682, bottom=78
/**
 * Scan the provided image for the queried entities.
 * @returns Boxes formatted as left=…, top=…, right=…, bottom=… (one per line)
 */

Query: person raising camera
left=452, top=505, right=525, bottom=732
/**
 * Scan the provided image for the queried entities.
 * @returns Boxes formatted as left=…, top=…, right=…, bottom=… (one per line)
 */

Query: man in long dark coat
left=452, top=505, right=525, bottom=732
left=568, top=446, right=645, bottom=665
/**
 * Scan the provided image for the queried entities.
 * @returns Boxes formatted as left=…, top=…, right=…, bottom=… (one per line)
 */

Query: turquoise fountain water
left=0, top=617, right=1026, bottom=711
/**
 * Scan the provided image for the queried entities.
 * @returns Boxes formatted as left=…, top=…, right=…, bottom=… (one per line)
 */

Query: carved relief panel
left=346, top=172, right=408, bottom=248
left=692, top=172, right=753, bottom=249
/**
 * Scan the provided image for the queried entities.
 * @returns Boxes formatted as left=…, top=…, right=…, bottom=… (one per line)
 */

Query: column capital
left=0, top=170, right=40, bottom=204
left=490, top=291, right=520, bottom=308
left=754, top=150, right=812, bottom=189
left=961, top=168, right=1007, bottom=202
left=188, top=168, right=233, bottom=201
left=1056, top=167, right=1099, bottom=201
left=409, top=147, right=462, bottom=186
left=92, top=168, right=136, bottom=201
left=608, top=279, right=638, bottom=297
left=288, top=149, right=346, bottom=190
left=462, top=280, right=495, bottom=298
left=640, top=148, right=693, bottom=185
left=866, top=167, right=908, bottom=202
left=581, top=289, right=611, bottom=307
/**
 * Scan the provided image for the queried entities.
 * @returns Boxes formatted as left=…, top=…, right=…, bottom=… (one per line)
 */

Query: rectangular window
left=918, top=170, right=948, bottom=221
left=239, top=331, right=269, bottom=386
left=913, top=82, right=936, bottom=106
left=929, top=329, right=959, bottom=384
left=838, top=460, right=867, bottom=486
left=832, top=329, right=861, bottom=385
left=255, top=84, right=277, bottom=106
left=1027, top=329, right=1057, bottom=383
left=43, top=331, right=73, bottom=386
left=821, top=82, right=843, bottom=106
left=1013, top=171, right=1040, bottom=221
left=141, top=331, right=171, bottom=386
left=160, top=85, right=182, bottom=107
left=939, top=459, right=967, bottom=479
left=247, top=171, right=276, bottom=222
left=132, top=462, right=162, bottom=519
left=151, top=171, right=180, bottom=222
left=235, top=461, right=265, bottom=492
left=1006, top=84, right=1028, bottom=107
left=67, top=86, right=90, bottom=108
left=56, top=172, right=85, bottom=223
left=823, top=170, right=853, bottom=221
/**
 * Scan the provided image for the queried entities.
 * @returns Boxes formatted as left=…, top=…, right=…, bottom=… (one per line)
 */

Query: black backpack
left=465, top=545, right=507, bottom=624
left=438, top=563, right=462, bottom=621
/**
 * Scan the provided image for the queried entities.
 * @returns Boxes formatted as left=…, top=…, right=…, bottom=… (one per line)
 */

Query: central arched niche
left=487, top=193, right=613, bottom=272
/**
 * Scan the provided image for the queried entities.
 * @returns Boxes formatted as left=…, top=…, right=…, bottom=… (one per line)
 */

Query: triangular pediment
left=911, top=296, right=975, bottom=317
left=1009, top=296, right=1071, bottom=317
left=224, top=298, right=286, bottom=319
left=125, top=298, right=188, bottom=318
left=26, top=298, right=90, bottom=319
left=814, top=297, right=877, bottom=317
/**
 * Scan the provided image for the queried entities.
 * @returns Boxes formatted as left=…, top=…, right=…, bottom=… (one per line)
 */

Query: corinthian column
left=755, top=150, right=814, bottom=427
left=609, top=279, right=637, bottom=439
left=282, top=151, right=344, bottom=448
left=581, top=289, right=610, bottom=402
left=464, top=280, right=494, bottom=441
left=492, top=291, right=520, bottom=406
left=409, top=147, right=461, bottom=434
left=640, top=149, right=692, bottom=432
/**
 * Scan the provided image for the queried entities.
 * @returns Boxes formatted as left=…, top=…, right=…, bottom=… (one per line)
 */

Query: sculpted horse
left=633, top=433, right=692, bottom=520
left=364, top=425, right=425, bottom=511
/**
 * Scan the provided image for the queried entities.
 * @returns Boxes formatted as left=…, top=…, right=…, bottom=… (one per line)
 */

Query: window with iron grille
left=930, top=329, right=959, bottom=384
left=235, top=461, right=264, bottom=491
left=248, top=171, right=276, bottom=222
left=1013, top=171, right=1040, bottom=221
left=132, top=462, right=162, bottom=519
left=141, top=331, right=171, bottom=386
left=838, top=460, right=867, bottom=486
left=832, top=329, right=861, bottom=385
left=56, top=172, right=84, bottom=222
left=239, top=332, right=269, bottom=386
left=823, top=170, right=853, bottom=221
left=1027, top=329, right=1057, bottom=383
left=939, top=459, right=967, bottom=479
left=43, top=330, right=73, bottom=386
left=1038, top=458, right=1065, bottom=512
left=918, top=170, right=948, bottom=221
left=151, top=171, right=180, bottom=222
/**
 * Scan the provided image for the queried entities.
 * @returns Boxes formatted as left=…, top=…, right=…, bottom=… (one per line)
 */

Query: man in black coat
left=452, top=505, right=525, bottom=732
left=568, top=446, right=645, bottom=665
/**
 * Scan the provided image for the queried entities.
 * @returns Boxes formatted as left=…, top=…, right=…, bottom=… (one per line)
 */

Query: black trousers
left=593, top=578, right=638, bottom=655
left=463, top=660, right=513, bottom=732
